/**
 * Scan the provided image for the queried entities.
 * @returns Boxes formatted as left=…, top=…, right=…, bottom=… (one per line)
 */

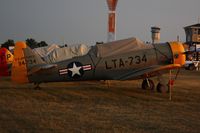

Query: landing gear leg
left=142, top=79, right=155, bottom=90
left=106, top=80, right=111, bottom=88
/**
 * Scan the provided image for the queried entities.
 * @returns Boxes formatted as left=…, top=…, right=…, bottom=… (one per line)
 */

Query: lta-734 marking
left=105, top=54, right=147, bottom=69
left=10, top=37, right=185, bottom=92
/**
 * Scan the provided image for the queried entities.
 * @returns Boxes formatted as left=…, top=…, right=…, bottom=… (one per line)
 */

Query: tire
left=142, top=79, right=155, bottom=90
left=156, top=83, right=168, bottom=93
left=188, top=64, right=195, bottom=71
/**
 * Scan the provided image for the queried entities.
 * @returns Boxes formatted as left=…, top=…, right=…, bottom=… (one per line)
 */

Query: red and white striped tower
left=107, top=0, right=118, bottom=42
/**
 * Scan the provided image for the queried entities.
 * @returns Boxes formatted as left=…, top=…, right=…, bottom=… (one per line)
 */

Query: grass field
left=0, top=69, right=200, bottom=133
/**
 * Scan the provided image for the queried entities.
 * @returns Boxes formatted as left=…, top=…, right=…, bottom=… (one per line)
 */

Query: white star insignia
left=68, top=63, right=82, bottom=77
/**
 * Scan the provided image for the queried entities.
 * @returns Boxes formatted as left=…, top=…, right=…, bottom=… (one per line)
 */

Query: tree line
left=1, top=38, right=48, bottom=49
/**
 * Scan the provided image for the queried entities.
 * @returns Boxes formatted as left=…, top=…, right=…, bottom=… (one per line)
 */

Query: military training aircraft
left=9, top=37, right=185, bottom=92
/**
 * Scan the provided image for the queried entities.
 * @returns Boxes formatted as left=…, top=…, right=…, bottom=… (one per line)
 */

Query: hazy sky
left=0, top=0, right=200, bottom=45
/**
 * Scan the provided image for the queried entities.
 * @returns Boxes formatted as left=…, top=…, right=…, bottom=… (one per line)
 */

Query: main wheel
left=156, top=83, right=168, bottom=93
left=142, top=79, right=155, bottom=90
left=188, top=64, right=195, bottom=71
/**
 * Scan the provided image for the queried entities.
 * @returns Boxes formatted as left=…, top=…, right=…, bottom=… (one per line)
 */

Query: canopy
left=96, top=37, right=153, bottom=57
left=43, top=44, right=90, bottom=63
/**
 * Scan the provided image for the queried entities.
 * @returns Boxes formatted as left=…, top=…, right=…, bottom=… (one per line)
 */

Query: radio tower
left=107, top=0, right=118, bottom=42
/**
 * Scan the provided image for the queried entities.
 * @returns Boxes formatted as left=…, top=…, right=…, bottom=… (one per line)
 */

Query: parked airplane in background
left=10, top=37, right=185, bottom=92
left=0, top=48, right=13, bottom=77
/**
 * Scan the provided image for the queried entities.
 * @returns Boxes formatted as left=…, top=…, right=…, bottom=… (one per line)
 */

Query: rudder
left=11, top=42, right=29, bottom=83
left=11, top=41, right=45, bottom=83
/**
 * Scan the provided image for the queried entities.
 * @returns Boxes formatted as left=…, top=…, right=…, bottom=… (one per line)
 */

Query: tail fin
left=0, top=48, right=14, bottom=77
left=11, top=42, right=45, bottom=83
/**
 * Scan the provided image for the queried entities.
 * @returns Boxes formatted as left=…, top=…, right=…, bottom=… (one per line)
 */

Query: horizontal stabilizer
left=28, top=64, right=57, bottom=76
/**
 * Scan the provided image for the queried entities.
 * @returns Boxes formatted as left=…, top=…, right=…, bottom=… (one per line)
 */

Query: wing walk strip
left=59, top=64, right=92, bottom=75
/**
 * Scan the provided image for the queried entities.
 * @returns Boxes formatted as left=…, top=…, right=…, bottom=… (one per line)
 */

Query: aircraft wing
left=27, top=64, right=57, bottom=76
left=115, top=64, right=181, bottom=80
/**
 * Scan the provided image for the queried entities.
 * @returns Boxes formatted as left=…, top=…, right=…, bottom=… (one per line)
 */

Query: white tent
left=33, top=44, right=60, bottom=57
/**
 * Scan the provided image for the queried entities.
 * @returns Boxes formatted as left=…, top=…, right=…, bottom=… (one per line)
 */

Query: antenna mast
left=106, top=0, right=118, bottom=42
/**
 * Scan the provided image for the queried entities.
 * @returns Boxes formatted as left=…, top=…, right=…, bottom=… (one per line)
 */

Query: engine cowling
left=169, top=42, right=186, bottom=66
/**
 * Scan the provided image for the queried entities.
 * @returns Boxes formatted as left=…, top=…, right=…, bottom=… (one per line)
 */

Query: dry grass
left=0, top=69, right=200, bottom=133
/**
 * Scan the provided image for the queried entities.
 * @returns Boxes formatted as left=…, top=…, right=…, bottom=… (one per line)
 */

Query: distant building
left=184, top=23, right=200, bottom=61
left=184, top=23, right=200, bottom=44
left=151, top=26, right=161, bottom=44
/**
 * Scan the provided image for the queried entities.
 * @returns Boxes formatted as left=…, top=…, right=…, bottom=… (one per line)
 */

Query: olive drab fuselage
left=27, top=43, right=182, bottom=83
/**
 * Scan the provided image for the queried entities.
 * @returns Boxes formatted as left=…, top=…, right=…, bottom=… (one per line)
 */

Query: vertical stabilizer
left=11, top=42, right=29, bottom=83
left=23, top=46, right=45, bottom=69
left=11, top=42, right=46, bottom=83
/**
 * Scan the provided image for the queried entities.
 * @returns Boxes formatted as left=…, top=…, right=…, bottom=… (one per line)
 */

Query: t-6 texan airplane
left=10, top=37, right=185, bottom=92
